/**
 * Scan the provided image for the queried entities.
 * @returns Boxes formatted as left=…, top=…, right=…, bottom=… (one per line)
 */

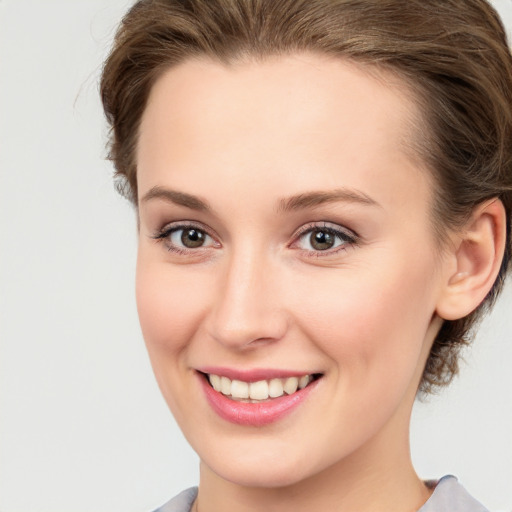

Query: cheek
left=135, top=252, right=206, bottom=358
left=135, top=252, right=211, bottom=426
left=290, top=253, right=438, bottom=384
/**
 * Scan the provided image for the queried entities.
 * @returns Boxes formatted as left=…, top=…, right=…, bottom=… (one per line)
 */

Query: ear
left=436, top=198, right=507, bottom=321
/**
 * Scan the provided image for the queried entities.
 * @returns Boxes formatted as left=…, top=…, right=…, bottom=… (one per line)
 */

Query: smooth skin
left=135, top=54, right=505, bottom=512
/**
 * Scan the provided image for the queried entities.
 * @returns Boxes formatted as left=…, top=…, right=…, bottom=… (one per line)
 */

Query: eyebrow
left=277, top=188, right=380, bottom=212
left=140, top=185, right=380, bottom=213
left=140, top=186, right=210, bottom=211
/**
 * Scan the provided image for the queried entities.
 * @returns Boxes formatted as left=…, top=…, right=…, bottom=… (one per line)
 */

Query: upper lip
left=196, top=366, right=321, bottom=382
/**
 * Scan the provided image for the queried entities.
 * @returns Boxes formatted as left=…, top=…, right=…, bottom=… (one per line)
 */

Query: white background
left=0, top=1, right=511, bottom=511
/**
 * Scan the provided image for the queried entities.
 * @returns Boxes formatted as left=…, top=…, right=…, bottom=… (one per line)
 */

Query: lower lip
left=199, top=374, right=320, bottom=426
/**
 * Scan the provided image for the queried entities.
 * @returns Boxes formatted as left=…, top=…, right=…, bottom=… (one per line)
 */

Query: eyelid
left=152, top=220, right=212, bottom=239
left=293, top=221, right=357, bottom=239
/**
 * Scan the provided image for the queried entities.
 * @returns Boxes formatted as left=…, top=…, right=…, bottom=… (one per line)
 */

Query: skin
left=135, top=54, right=475, bottom=511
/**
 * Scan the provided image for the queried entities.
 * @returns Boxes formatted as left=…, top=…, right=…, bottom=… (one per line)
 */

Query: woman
left=100, top=1, right=512, bottom=510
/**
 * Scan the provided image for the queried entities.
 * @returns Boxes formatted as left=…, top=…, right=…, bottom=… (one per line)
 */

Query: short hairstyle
left=100, top=0, right=512, bottom=394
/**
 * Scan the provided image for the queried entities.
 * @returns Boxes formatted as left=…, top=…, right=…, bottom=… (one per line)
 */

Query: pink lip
left=197, top=366, right=313, bottom=382
left=197, top=371, right=320, bottom=427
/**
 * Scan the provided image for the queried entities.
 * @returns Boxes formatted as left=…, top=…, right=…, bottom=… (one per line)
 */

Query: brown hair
left=100, top=0, right=512, bottom=394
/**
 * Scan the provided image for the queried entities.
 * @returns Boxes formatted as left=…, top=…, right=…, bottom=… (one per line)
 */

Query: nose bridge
left=208, top=242, right=287, bottom=349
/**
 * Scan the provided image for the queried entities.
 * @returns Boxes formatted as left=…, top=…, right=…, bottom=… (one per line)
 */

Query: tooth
left=268, top=378, right=284, bottom=398
left=209, top=374, right=221, bottom=392
left=283, top=377, right=299, bottom=395
left=231, top=379, right=249, bottom=399
left=220, top=376, right=231, bottom=395
left=299, top=375, right=310, bottom=389
left=249, top=380, right=269, bottom=400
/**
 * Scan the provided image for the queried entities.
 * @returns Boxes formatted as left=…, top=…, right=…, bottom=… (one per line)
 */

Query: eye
left=170, top=227, right=209, bottom=249
left=293, top=223, right=357, bottom=254
left=152, top=222, right=218, bottom=253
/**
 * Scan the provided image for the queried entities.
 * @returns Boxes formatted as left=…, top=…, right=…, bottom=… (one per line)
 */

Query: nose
left=206, top=247, right=289, bottom=350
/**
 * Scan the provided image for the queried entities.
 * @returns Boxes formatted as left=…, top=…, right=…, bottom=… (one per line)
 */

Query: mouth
left=201, top=372, right=322, bottom=402
left=197, top=370, right=323, bottom=426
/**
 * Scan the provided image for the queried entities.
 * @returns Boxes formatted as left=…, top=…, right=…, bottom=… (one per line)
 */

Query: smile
left=198, top=370, right=322, bottom=426
left=207, top=373, right=316, bottom=401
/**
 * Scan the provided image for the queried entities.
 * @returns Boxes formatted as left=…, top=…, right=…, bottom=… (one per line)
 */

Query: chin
left=211, top=460, right=311, bottom=489
left=196, top=439, right=327, bottom=489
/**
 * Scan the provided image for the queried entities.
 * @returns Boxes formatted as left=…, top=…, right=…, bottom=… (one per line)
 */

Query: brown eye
left=153, top=223, right=218, bottom=254
left=181, top=228, right=206, bottom=248
left=309, top=230, right=335, bottom=250
left=294, top=224, right=356, bottom=254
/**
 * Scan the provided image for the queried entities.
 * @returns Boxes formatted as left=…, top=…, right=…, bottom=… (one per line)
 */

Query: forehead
left=137, top=53, right=430, bottom=210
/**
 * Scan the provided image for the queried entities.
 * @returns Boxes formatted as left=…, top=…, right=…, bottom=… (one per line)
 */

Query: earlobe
left=436, top=198, right=507, bottom=321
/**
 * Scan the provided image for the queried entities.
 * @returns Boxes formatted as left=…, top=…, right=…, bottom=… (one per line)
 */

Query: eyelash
left=151, top=221, right=359, bottom=257
left=152, top=222, right=218, bottom=255
left=290, top=222, right=358, bottom=257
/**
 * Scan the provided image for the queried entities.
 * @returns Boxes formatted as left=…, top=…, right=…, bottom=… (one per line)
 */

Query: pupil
left=311, top=230, right=334, bottom=250
left=182, top=229, right=205, bottom=248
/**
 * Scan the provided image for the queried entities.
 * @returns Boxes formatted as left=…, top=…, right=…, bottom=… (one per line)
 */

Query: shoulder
left=151, top=487, right=198, bottom=512
left=419, top=475, right=489, bottom=512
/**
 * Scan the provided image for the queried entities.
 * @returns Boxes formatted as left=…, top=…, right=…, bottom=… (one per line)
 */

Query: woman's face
left=136, top=54, right=449, bottom=487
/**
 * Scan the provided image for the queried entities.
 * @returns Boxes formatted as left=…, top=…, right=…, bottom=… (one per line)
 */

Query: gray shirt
left=153, top=475, right=488, bottom=512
